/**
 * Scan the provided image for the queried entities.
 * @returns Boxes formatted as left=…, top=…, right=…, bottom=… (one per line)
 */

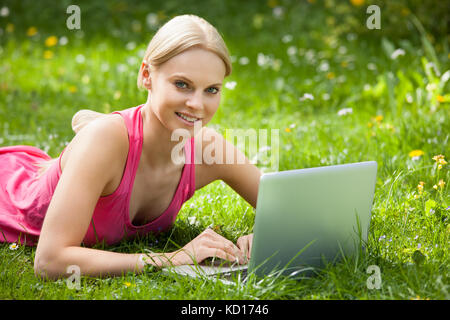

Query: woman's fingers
left=201, top=228, right=245, bottom=263
left=237, top=234, right=253, bottom=261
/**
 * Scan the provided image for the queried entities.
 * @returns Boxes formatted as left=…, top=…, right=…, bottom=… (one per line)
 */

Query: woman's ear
left=141, top=62, right=152, bottom=90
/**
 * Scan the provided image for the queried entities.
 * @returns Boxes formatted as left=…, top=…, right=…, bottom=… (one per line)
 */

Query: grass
left=0, top=0, right=449, bottom=299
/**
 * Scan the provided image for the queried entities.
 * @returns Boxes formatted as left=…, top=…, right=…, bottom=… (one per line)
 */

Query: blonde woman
left=0, top=14, right=261, bottom=280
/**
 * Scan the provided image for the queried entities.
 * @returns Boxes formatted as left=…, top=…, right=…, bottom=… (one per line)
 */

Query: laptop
left=162, top=161, right=378, bottom=283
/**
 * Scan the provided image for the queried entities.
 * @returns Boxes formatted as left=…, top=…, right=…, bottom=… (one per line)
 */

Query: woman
left=0, top=14, right=261, bottom=280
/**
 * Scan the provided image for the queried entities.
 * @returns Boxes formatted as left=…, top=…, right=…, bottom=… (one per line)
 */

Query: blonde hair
left=35, top=14, right=231, bottom=178
left=137, top=14, right=232, bottom=90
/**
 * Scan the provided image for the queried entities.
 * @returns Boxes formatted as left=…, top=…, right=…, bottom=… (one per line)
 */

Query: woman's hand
left=236, top=233, right=253, bottom=263
left=169, top=227, right=247, bottom=266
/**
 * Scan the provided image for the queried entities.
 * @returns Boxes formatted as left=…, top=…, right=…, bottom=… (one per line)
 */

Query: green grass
left=0, top=0, right=449, bottom=300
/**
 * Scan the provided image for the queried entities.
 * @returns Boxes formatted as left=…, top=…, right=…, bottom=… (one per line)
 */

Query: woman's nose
left=186, top=90, right=203, bottom=109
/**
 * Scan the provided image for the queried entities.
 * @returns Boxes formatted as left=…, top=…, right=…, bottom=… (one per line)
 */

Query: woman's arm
left=34, top=117, right=145, bottom=280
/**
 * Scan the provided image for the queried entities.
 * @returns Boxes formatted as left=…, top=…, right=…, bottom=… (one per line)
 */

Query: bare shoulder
left=61, top=114, right=128, bottom=180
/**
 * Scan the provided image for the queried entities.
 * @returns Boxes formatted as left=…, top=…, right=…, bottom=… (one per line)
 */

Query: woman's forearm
left=34, top=246, right=146, bottom=280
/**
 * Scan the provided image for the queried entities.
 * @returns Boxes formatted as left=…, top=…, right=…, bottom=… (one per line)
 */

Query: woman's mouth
left=175, top=112, right=200, bottom=125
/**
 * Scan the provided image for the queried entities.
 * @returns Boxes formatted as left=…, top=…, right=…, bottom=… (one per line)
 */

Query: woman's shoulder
left=61, top=114, right=129, bottom=175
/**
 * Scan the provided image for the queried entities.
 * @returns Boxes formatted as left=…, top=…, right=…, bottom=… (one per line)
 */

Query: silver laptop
left=162, top=161, right=378, bottom=282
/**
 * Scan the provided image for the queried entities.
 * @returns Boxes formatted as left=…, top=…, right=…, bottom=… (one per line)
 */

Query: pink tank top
left=0, top=104, right=196, bottom=246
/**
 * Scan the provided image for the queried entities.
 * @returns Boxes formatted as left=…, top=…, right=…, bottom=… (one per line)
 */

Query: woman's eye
left=174, top=81, right=188, bottom=89
left=207, top=87, right=219, bottom=94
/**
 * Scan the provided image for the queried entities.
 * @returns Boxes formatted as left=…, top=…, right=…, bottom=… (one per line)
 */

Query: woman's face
left=145, top=47, right=226, bottom=135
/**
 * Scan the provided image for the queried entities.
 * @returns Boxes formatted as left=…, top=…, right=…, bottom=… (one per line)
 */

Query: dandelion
left=285, top=127, right=291, bottom=133
left=6, top=23, right=14, bottom=33
left=45, top=36, right=58, bottom=47
left=374, top=115, right=383, bottom=123
left=43, top=50, right=54, bottom=59
left=26, top=26, right=38, bottom=37
left=350, top=0, right=365, bottom=6
left=123, top=281, right=132, bottom=287
left=326, top=72, right=335, bottom=80
left=436, top=95, right=445, bottom=103
left=408, top=150, right=424, bottom=158
left=9, top=243, right=19, bottom=250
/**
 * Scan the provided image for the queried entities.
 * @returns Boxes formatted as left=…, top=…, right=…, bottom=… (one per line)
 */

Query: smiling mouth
left=175, top=112, right=201, bottom=123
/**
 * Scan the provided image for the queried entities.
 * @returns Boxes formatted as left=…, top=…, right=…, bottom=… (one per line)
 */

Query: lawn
left=0, top=0, right=448, bottom=300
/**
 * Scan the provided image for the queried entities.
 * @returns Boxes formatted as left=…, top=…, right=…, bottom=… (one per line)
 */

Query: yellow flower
left=374, top=115, right=383, bottom=123
left=350, top=0, right=365, bottom=6
left=326, top=72, right=335, bottom=80
left=69, top=85, right=77, bottom=93
left=267, top=0, right=278, bottom=8
left=417, top=181, right=424, bottom=194
left=285, top=127, right=291, bottom=133
left=27, top=26, right=38, bottom=37
left=45, top=36, right=58, bottom=47
left=432, top=154, right=445, bottom=162
left=439, top=158, right=448, bottom=165
left=400, top=8, right=410, bottom=16
left=124, top=281, right=131, bottom=287
left=438, top=179, right=445, bottom=189
left=113, top=91, right=121, bottom=100
left=43, top=50, right=54, bottom=59
left=6, top=23, right=14, bottom=33
left=436, top=95, right=445, bottom=103
left=408, top=150, right=424, bottom=158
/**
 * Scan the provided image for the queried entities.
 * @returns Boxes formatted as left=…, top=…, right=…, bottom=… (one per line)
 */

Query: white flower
left=0, top=7, right=9, bottom=17
left=59, top=36, right=68, bottom=46
left=287, top=46, right=297, bottom=56
left=257, top=53, right=269, bottom=67
left=146, top=13, right=159, bottom=28
left=238, top=56, right=249, bottom=65
left=282, top=34, right=293, bottom=43
left=367, top=63, right=377, bottom=71
left=75, top=54, right=85, bottom=64
left=390, top=49, right=405, bottom=60
left=299, top=93, right=314, bottom=101
left=125, top=41, right=136, bottom=51
left=9, top=243, right=19, bottom=250
left=225, top=81, right=237, bottom=90
left=318, top=60, right=329, bottom=72
left=272, top=7, right=284, bottom=19
left=337, top=108, right=353, bottom=116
